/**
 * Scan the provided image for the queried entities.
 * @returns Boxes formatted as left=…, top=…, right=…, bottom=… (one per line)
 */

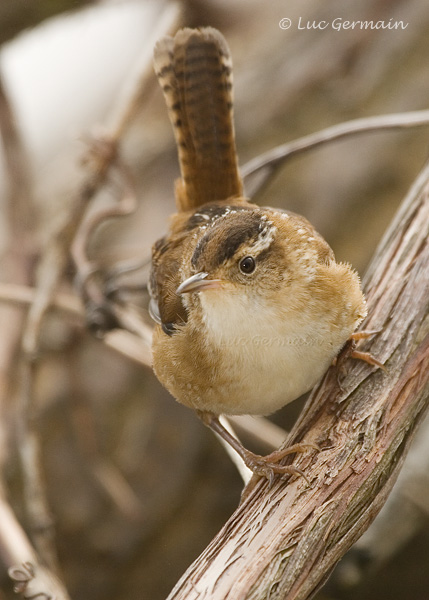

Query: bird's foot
left=198, top=411, right=318, bottom=486
left=334, top=329, right=386, bottom=393
left=241, top=443, right=319, bottom=487
left=336, top=329, right=385, bottom=374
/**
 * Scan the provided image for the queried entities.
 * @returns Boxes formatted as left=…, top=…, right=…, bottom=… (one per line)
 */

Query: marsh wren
left=149, top=27, right=368, bottom=480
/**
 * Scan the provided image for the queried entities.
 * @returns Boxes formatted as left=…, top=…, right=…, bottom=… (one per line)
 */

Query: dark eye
left=239, top=256, right=256, bottom=274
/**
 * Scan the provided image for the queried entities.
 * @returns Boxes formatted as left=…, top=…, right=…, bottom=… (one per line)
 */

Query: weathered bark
left=166, top=161, right=429, bottom=599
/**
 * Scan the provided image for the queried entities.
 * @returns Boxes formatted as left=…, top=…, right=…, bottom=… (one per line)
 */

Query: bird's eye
left=239, top=256, right=256, bottom=274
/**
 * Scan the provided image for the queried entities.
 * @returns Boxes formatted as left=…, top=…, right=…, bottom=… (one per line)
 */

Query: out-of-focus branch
left=3, top=8, right=180, bottom=577
left=166, top=160, right=429, bottom=599
left=242, top=109, right=429, bottom=198
left=0, top=283, right=82, bottom=317
left=16, top=359, right=60, bottom=571
left=0, top=66, right=62, bottom=574
left=71, top=155, right=139, bottom=336
left=0, top=283, right=153, bottom=366
left=0, top=74, right=34, bottom=480
left=0, top=68, right=70, bottom=593
left=0, top=74, right=34, bottom=234
left=228, top=415, right=288, bottom=452
left=0, top=494, right=70, bottom=600
left=22, top=1, right=181, bottom=357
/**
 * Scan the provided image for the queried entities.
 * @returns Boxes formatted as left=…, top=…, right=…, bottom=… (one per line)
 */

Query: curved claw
left=264, top=443, right=320, bottom=463
left=350, top=349, right=387, bottom=372
left=243, top=453, right=312, bottom=486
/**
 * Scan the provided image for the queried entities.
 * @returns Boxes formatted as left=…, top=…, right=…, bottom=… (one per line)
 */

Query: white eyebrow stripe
left=250, top=223, right=277, bottom=256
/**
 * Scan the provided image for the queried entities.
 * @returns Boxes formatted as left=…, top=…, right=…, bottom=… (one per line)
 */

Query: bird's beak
left=176, top=272, right=222, bottom=294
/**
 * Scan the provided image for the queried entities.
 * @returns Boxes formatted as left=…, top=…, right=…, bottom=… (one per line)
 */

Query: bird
left=149, top=26, right=370, bottom=481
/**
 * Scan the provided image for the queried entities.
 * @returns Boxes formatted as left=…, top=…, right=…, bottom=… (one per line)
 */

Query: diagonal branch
left=166, top=157, right=429, bottom=599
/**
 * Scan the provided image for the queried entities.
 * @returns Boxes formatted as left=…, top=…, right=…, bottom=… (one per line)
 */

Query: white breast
left=198, top=290, right=349, bottom=415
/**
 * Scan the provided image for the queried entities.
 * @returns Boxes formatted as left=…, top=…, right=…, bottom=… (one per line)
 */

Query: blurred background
left=0, top=0, right=429, bottom=599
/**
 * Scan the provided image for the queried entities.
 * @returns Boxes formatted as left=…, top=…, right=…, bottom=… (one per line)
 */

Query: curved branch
left=242, top=110, right=429, bottom=197
left=166, top=160, right=429, bottom=599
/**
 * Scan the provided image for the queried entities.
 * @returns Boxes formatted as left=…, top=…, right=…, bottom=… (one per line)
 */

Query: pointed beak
left=176, top=272, right=222, bottom=294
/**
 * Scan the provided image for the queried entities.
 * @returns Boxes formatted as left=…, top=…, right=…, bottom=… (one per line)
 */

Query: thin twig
left=22, top=2, right=181, bottom=359
left=0, top=492, right=70, bottom=600
left=8, top=9, right=180, bottom=574
left=0, top=66, right=62, bottom=574
left=71, top=163, right=137, bottom=282
left=0, top=72, right=34, bottom=480
left=88, top=459, right=145, bottom=521
left=0, top=283, right=82, bottom=317
left=106, top=2, right=181, bottom=140
left=0, top=73, right=34, bottom=236
left=0, top=282, right=153, bottom=367
left=1, top=70, right=63, bottom=572
left=71, top=156, right=138, bottom=333
left=242, top=109, right=429, bottom=197
left=16, top=360, right=60, bottom=571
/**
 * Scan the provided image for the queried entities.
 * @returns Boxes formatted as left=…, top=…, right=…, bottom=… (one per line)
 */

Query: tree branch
left=242, top=109, right=429, bottom=198
left=0, top=67, right=70, bottom=596
left=166, top=159, right=429, bottom=598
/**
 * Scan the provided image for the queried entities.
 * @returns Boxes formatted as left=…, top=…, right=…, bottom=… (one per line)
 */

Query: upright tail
left=153, top=27, right=244, bottom=212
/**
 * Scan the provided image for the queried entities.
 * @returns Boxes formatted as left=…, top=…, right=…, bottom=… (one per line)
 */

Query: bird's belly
left=152, top=320, right=350, bottom=417
left=205, top=335, right=336, bottom=415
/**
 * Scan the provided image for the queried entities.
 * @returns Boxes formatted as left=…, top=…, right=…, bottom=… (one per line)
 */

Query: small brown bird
left=149, top=27, right=368, bottom=480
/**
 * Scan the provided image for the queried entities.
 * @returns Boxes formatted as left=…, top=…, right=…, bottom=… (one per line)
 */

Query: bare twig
left=71, top=161, right=137, bottom=281
left=0, top=68, right=69, bottom=589
left=165, top=159, right=429, bottom=599
left=104, top=328, right=152, bottom=367
left=105, top=2, right=181, bottom=140
left=71, top=155, right=138, bottom=335
left=87, top=459, right=144, bottom=522
left=0, top=68, right=61, bottom=572
left=0, top=283, right=82, bottom=317
left=17, top=360, right=61, bottom=572
left=0, top=73, right=34, bottom=481
left=0, top=74, right=34, bottom=235
left=0, top=492, right=71, bottom=600
left=6, top=8, right=180, bottom=574
left=0, top=282, right=153, bottom=367
left=22, top=2, right=181, bottom=358
left=242, top=109, right=429, bottom=197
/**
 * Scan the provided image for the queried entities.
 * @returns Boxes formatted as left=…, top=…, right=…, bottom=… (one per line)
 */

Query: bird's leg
left=197, top=411, right=317, bottom=485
